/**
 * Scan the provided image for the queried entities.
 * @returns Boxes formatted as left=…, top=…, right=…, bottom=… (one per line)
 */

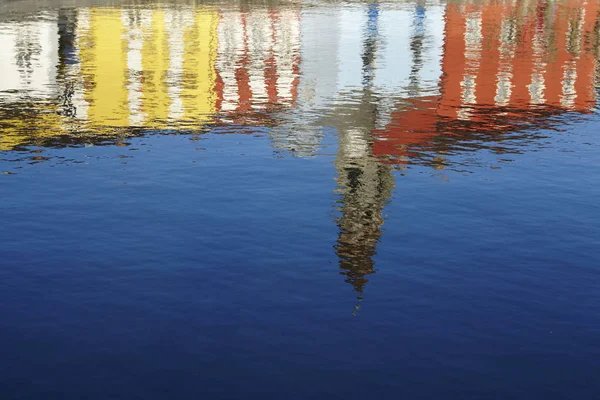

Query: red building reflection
left=373, top=0, right=599, bottom=162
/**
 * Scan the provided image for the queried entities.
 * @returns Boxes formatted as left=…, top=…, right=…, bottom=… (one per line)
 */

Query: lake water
left=1, top=0, right=600, bottom=398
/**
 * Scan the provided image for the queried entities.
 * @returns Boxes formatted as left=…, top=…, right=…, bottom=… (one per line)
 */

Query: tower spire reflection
left=333, top=2, right=394, bottom=305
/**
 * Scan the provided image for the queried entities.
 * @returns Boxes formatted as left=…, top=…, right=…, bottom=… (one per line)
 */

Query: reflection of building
left=0, top=15, right=62, bottom=150
left=373, top=0, right=600, bottom=163
left=441, top=0, right=598, bottom=115
left=216, top=8, right=300, bottom=118
left=0, top=16, right=59, bottom=98
left=0, top=5, right=301, bottom=150
left=325, top=1, right=443, bottom=301
left=76, top=6, right=300, bottom=127
left=75, top=7, right=219, bottom=128
left=334, top=113, right=395, bottom=299
left=331, top=4, right=395, bottom=301
left=267, top=6, right=342, bottom=156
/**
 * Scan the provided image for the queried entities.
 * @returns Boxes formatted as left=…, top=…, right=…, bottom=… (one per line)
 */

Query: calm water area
left=1, top=0, right=600, bottom=398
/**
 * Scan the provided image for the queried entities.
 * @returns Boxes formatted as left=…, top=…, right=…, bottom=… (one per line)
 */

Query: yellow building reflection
left=0, top=4, right=301, bottom=150
left=78, top=7, right=218, bottom=129
left=0, top=6, right=220, bottom=149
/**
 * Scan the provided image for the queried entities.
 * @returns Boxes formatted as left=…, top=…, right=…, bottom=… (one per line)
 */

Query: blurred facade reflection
left=0, top=5, right=300, bottom=149
left=373, top=0, right=600, bottom=164
left=1, top=1, right=597, bottom=152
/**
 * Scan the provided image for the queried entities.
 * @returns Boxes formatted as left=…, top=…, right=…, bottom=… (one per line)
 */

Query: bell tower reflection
left=334, top=150, right=394, bottom=300
left=333, top=2, right=394, bottom=305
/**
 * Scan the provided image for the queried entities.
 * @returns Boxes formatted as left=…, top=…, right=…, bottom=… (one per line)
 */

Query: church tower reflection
left=333, top=2, right=394, bottom=302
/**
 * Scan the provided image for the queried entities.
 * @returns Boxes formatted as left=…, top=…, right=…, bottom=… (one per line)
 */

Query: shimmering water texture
left=1, top=0, right=600, bottom=399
